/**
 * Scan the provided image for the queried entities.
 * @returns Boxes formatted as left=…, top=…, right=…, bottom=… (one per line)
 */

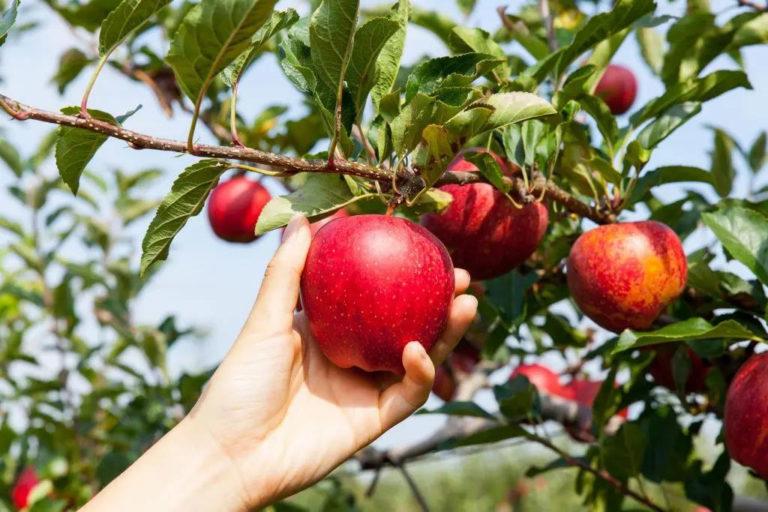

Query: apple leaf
left=0, top=137, right=23, bottom=177
left=614, top=318, right=762, bottom=354
left=166, top=0, right=278, bottom=101
left=628, top=166, right=712, bottom=204
left=416, top=401, right=495, bottom=419
left=729, top=12, right=768, bottom=49
left=370, top=0, right=409, bottom=109
left=99, top=0, right=171, bottom=57
left=443, top=425, right=527, bottom=450
left=0, top=0, right=19, bottom=47
left=140, top=160, right=228, bottom=277
left=309, top=0, right=359, bottom=105
left=255, top=174, right=375, bottom=235
left=478, top=92, right=557, bottom=134
left=346, top=17, right=399, bottom=120
left=55, top=107, right=121, bottom=195
left=600, top=423, right=647, bottom=480
left=702, top=204, right=768, bottom=285
left=710, top=128, right=736, bottom=198
left=636, top=26, right=664, bottom=75
left=408, top=7, right=457, bottom=48
left=405, top=53, right=504, bottom=101
left=52, top=48, right=92, bottom=94
left=636, top=101, right=702, bottom=150
left=747, top=131, right=767, bottom=173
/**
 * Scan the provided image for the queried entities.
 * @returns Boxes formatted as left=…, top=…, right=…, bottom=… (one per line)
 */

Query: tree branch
left=737, top=0, right=768, bottom=11
left=0, top=93, right=615, bottom=224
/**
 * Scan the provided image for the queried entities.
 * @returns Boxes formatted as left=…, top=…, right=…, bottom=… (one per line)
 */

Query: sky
left=0, top=0, right=766, bottom=449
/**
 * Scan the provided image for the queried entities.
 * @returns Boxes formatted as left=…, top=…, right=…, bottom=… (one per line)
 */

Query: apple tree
left=1, top=0, right=768, bottom=510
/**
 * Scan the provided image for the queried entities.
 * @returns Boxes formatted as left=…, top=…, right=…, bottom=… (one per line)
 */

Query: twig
left=737, top=0, right=768, bottom=11
left=538, top=0, right=557, bottom=51
left=0, top=93, right=615, bottom=224
left=396, top=463, right=431, bottom=512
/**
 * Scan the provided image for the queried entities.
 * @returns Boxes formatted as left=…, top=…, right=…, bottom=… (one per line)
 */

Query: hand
left=82, top=215, right=477, bottom=512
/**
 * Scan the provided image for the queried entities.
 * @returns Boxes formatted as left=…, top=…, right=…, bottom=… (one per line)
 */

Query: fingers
left=429, top=294, right=478, bottom=366
left=243, top=216, right=311, bottom=335
left=454, top=268, right=470, bottom=296
left=378, top=342, right=435, bottom=431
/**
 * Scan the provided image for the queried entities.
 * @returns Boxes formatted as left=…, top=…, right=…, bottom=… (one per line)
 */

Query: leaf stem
left=80, top=54, right=109, bottom=117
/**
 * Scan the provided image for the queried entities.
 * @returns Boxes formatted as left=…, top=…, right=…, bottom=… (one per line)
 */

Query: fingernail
left=282, top=215, right=304, bottom=242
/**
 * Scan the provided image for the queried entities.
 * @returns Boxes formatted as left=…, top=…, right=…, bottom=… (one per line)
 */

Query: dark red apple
left=594, top=64, right=638, bottom=115
left=207, top=175, right=271, bottom=243
left=511, top=364, right=568, bottom=398
left=647, top=345, right=711, bottom=393
left=300, top=215, right=455, bottom=374
left=567, top=221, right=687, bottom=332
left=565, top=379, right=628, bottom=419
left=12, top=467, right=39, bottom=510
left=422, top=150, right=549, bottom=281
left=725, top=352, right=768, bottom=479
left=433, top=364, right=457, bottom=401
left=310, top=208, right=349, bottom=237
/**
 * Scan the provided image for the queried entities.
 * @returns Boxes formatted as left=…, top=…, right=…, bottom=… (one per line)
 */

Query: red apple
left=567, top=221, right=687, bottom=332
left=433, top=365, right=457, bottom=401
left=594, top=64, right=638, bottom=115
left=565, top=379, right=628, bottom=419
left=647, top=345, right=711, bottom=393
left=12, top=467, right=39, bottom=510
left=725, top=352, right=768, bottom=479
left=300, top=215, right=455, bottom=374
left=511, top=364, right=568, bottom=398
left=310, top=208, right=350, bottom=237
left=422, top=150, right=549, bottom=281
left=207, top=175, right=271, bottom=243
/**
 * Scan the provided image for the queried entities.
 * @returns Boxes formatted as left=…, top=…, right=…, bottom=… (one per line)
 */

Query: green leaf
left=167, top=0, right=278, bottom=101
left=256, top=174, right=373, bottom=235
left=495, top=377, right=537, bottom=422
left=408, top=6, right=456, bottom=48
left=391, top=92, right=467, bottom=155
left=278, top=29, right=317, bottom=94
left=631, top=70, right=751, bottom=127
left=140, top=160, right=228, bottom=276
left=448, top=27, right=509, bottom=79
left=0, top=136, right=23, bottom=176
left=456, top=0, right=476, bottom=16
left=417, top=401, right=494, bottom=419
left=710, top=128, right=735, bottom=198
left=370, top=0, right=409, bottom=109
left=52, top=48, right=91, bottom=94
left=528, top=0, right=655, bottom=81
left=729, top=12, right=768, bottom=49
left=614, top=318, right=761, bottom=353
left=600, top=423, right=647, bottom=480
left=747, top=131, right=766, bottom=173
left=55, top=107, right=119, bottom=195
left=346, top=17, right=399, bottom=119
left=629, top=166, right=712, bottom=204
left=702, top=204, right=768, bottom=284
left=466, top=152, right=510, bottom=194
left=476, top=92, right=557, bottom=134
left=221, top=8, right=299, bottom=87
left=578, top=95, right=619, bottom=151
left=309, top=0, right=359, bottom=103
left=636, top=102, right=701, bottom=150
left=99, top=0, right=171, bottom=57
left=636, top=26, right=664, bottom=75
left=405, top=53, right=504, bottom=101
left=0, top=0, right=19, bottom=47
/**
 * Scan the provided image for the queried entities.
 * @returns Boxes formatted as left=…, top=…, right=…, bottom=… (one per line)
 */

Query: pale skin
left=80, top=215, right=478, bottom=512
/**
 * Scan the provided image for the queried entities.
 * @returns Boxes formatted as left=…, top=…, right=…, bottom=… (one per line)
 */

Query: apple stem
left=385, top=204, right=396, bottom=216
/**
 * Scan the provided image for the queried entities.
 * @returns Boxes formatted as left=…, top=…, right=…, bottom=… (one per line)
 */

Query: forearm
left=80, top=417, right=252, bottom=512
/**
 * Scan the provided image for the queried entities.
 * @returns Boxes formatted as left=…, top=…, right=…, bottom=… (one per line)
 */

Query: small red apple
left=300, top=215, right=455, bottom=374
left=565, top=379, right=628, bottom=419
left=567, top=221, right=687, bottom=332
left=12, top=467, right=39, bottom=510
left=594, top=64, right=638, bottom=115
left=647, top=345, right=711, bottom=393
left=725, top=352, right=768, bottom=479
left=207, top=175, right=271, bottom=243
left=511, top=364, right=568, bottom=398
left=309, top=209, right=350, bottom=237
left=422, top=149, right=549, bottom=281
left=433, top=365, right=457, bottom=401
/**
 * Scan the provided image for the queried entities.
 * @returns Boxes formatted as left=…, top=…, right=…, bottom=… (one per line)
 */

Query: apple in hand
left=511, top=364, right=567, bottom=398
left=647, top=345, right=711, bottom=393
left=422, top=149, right=549, bottom=281
left=725, top=352, right=768, bottom=479
left=567, top=221, right=687, bottom=332
left=207, top=175, right=271, bottom=243
left=594, top=64, right=638, bottom=115
left=12, top=467, right=39, bottom=510
left=300, top=215, right=455, bottom=374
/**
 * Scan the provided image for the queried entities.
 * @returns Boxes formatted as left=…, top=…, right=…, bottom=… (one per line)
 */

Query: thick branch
left=0, top=93, right=614, bottom=224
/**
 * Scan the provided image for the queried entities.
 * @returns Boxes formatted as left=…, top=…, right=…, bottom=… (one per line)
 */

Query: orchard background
left=1, top=0, right=768, bottom=510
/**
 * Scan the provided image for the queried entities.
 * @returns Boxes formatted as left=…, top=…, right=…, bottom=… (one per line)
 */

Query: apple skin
left=300, top=215, right=455, bottom=374
left=12, top=467, right=39, bottom=510
left=567, top=221, right=687, bottom=333
left=647, top=345, right=710, bottom=393
left=433, top=365, right=457, bottom=401
left=207, top=175, right=271, bottom=243
left=511, top=364, right=568, bottom=398
left=594, top=64, right=638, bottom=115
left=725, top=352, right=768, bottom=479
left=310, top=209, right=350, bottom=237
left=422, top=150, right=549, bottom=281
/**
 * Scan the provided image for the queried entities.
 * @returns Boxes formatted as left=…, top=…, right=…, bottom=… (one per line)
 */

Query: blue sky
left=1, top=0, right=766, bottom=448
